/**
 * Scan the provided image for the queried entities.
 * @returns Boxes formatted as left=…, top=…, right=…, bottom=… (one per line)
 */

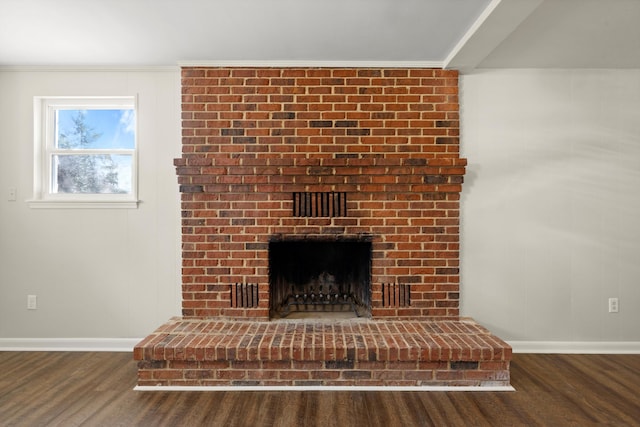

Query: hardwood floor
left=0, top=351, right=638, bottom=426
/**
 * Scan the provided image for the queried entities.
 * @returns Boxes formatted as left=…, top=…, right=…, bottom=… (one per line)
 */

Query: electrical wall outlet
left=608, top=297, right=619, bottom=313
left=27, top=294, right=37, bottom=310
left=8, top=187, right=17, bottom=201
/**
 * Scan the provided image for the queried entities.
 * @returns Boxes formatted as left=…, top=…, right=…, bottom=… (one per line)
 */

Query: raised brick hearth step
left=134, top=317, right=511, bottom=388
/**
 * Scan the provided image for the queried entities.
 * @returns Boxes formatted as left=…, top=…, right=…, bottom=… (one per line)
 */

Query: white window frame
left=29, top=96, right=139, bottom=209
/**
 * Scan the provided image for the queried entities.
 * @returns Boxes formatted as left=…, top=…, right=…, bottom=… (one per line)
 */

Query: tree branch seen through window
left=56, top=112, right=124, bottom=194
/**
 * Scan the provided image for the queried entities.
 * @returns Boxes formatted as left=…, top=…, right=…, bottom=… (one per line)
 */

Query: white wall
left=460, top=69, right=640, bottom=342
left=2, top=67, right=638, bottom=346
left=0, top=69, right=182, bottom=339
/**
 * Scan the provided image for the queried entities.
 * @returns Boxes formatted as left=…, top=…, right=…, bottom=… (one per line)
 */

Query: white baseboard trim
left=508, top=341, right=640, bottom=354
left=0, top=338, right=141, bottom=352
left=134, top=385, right=515, bottom=392
left=2, top=338, right=638, bottom=354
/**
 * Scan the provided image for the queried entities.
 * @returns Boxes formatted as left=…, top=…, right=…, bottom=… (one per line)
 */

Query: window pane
left=56, top=109, right=135, bottom=149
left=53, top=154, right=132, bottom=194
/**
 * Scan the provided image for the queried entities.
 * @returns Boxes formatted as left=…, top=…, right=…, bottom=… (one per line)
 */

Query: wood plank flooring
left=0, top=351, right=638, bottom=426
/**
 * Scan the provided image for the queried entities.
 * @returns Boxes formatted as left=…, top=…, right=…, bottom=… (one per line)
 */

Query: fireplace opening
left=269, top=239, right=372, bottom=319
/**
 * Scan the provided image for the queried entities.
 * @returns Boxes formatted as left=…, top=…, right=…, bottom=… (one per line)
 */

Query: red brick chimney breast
left=176, top=67, right=466, bottom=320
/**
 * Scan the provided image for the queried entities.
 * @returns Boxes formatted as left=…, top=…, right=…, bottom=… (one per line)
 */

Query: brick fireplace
left=134, top=67, right=511, bottom=388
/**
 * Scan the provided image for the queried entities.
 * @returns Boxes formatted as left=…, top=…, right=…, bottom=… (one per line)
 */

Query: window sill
left=27, top=199, right=140, bottom=209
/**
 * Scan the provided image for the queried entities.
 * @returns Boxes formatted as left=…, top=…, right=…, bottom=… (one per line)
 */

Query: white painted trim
left=444, top=0, right=544, bottom=72
left=0, top=338, right=141, bottom=352
left=3, top=338, right=637, bottom=354
left=508, top=341, right=640, bottom=354
left=135, top=385, right=515, bottom=392
left=27, top=200, right=140, bottom=209
left=0, top=61, right=446, bottom=74
left=177, top=60, right=444, bottom=69
left=444, top=0, right=503, bottom=69
left=0, top=65, right=179, bottom=72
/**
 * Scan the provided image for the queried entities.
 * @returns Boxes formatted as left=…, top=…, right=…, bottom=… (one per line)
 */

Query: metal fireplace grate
left=231, top=283, right=259, bottom=308
left=278, top=282, right=360, bottom=317
left=381, top=283, right=411, bottom=307
left=293, top=192, right=347, bottom=217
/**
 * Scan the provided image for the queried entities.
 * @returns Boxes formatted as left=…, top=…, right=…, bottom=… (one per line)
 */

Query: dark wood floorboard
left=0, top=352, right=638, bottom=426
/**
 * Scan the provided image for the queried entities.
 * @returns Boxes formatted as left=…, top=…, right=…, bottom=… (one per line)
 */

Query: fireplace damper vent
left=293, top=192, right=347, bottom=217
left=231, top=283, right=259, bottom=308
left=381, top=283, right=411, bottom=307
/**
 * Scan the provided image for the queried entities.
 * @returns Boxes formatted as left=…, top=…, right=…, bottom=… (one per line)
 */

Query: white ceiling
left=0, top=0, right=639, bottom=70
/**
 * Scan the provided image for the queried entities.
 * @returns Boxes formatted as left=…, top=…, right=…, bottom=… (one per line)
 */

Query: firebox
left=269, top=239, right=372, bottom=319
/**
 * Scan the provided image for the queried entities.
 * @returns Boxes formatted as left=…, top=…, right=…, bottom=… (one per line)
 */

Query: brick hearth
left=135, top=317, right=511, bottom=387
left=134, top=66, right=512, bottom=388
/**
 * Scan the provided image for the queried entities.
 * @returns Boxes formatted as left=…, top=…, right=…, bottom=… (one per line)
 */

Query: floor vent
left=231, top=283, right=259, bottom=308
left=293, top=192, right=347, bottom=217
left=381, top=283, right=411, bottom=307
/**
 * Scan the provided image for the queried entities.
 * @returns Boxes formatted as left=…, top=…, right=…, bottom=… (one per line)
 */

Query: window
left=30, top=96, right=138, bottom=208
